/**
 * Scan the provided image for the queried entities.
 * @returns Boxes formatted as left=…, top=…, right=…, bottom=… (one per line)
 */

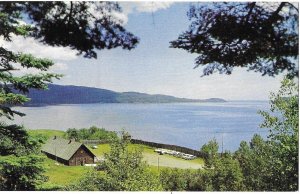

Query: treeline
left=64, top=126, right=118, bottom=142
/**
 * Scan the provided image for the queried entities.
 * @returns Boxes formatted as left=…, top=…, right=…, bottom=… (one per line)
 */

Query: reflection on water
left=10, top=101, right=270, bottom=151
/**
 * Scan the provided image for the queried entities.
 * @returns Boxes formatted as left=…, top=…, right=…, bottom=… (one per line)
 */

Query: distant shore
left=24, top=84, right=226, bottom=106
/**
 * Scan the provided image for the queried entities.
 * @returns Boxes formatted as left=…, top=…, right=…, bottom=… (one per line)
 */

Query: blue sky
left=2, top=2, right=286, bottom=100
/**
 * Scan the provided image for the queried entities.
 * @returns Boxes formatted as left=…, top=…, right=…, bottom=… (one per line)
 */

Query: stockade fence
left=82, top=139, right=111, bottom=145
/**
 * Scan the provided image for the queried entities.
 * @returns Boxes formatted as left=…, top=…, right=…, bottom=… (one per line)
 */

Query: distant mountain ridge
left=24, top=84, right=226, bottom=106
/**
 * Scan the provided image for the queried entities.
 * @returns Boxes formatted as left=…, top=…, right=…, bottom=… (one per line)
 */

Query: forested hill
left=24, top=84, right=226, bottom=106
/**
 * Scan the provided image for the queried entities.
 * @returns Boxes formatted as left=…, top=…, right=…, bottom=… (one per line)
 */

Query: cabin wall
left=42, top=151, right=69, bottom=165
left=68, top=146, right=94, bottom=166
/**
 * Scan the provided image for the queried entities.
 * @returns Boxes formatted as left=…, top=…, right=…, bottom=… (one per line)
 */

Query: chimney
left=53, top=136, right=56, bottom=140
left=69, top=139, right=72, bottom=144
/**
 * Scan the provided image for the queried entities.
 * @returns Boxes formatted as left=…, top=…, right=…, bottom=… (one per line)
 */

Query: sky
left=1, top=2, right=288, bottom=101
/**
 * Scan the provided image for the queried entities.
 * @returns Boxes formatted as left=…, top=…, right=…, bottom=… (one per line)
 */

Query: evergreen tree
left=0, top=2, right=138, bottom=191
left=171, top=2, right=298, bottom=77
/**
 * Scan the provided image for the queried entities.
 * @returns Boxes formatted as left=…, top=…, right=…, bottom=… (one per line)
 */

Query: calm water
left=11, top=101, right=270, bottom=151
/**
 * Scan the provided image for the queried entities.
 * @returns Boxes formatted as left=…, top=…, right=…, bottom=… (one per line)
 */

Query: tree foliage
left=0, top=1, right=139, bottom=122
left=0, top=154, right=47, bottom=191
left=259, top=77, right=298, bottom=191
left=0, top=122, right=46, bottom=191
left=0, top=2, right=139, bottom=58
left=160, top=168, right=214, bottom=191
left=211, top=154, right=245, bottom=191
left=233, top=77, right=298, bottom=191
left=200, top=139, right=245, bottom=191
left=235, top=135, right=272, bottom=191
left=65, top=126, right=118, bottom=142
left=0, top=2, right=138, bottom=191
left=200, top=138, right=219, bottom=168
left=171, top=2, right=298, bottom=77
left=0, top=122, right=43, bottom=156
left=185, top=169, right=213, bottom=191
left=160, top=155, right=245, bottom=192
left=160, top=168, right=188, bottom=191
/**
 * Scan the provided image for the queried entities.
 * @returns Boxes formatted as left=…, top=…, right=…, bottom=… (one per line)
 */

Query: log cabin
left=41, top=136, right=96, bottom=166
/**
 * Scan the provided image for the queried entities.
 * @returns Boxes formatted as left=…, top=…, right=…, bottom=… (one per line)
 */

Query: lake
left=11, top=101, right=270, bottom=151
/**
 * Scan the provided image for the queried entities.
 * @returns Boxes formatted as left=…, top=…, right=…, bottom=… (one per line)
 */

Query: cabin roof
left=41, top=137, right=95, bottom=161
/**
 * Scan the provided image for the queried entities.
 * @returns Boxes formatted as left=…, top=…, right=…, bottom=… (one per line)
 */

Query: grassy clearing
left=129, top=144, right=204, bottom=165
left=42, top=157, right=88, bottom=187
left=28, top=129, right=65, bottom=140
left=88, top=144, right=111, bottom=157
left=27, top=129, right=86, bottom=188
left=128, top=143, right=157, bottom=153
left=28, top=129, right=204, bottom=188
left=87, top=143, right=154, bottom=156
left=89, top=143, right=204, bottom=169
left=28, top=129, right=204, bottom=167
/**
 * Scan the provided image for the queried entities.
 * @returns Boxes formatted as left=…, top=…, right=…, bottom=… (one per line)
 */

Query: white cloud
left=50, top=62, right=69, bottom=71
left=0, top=35, right=71, bottom=76
left=11, top=63, right=41, bottom=76
left=11, top=61, right=69, bottom=77
left=0, top=35, right=78, bottom=61
left=133, top=2, right=174, bottom=13
left=17, top=66, right=41, bottom=75
left=86, top=2, right=129, bottom=25
left=257, top=2, right=298, bottom=14
left=120, top=2, right=175, bottom=24
left=67, top=2, right=175, bottom=26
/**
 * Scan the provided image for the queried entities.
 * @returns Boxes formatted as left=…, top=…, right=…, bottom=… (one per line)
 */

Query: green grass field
left=28, top=129, right=65, bottom=140
left=87, top=143, right=155, bottom=156
left=27, top=129, right=85, bottom=189
left=42, top=157, right=88, bottom=185
left=89, top=143, right=204, bottom=169
left=29, top=129, right=204, bottom=188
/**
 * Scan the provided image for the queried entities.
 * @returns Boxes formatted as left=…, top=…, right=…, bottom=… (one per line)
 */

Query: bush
left=65, top=126, right=118, bottom=142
